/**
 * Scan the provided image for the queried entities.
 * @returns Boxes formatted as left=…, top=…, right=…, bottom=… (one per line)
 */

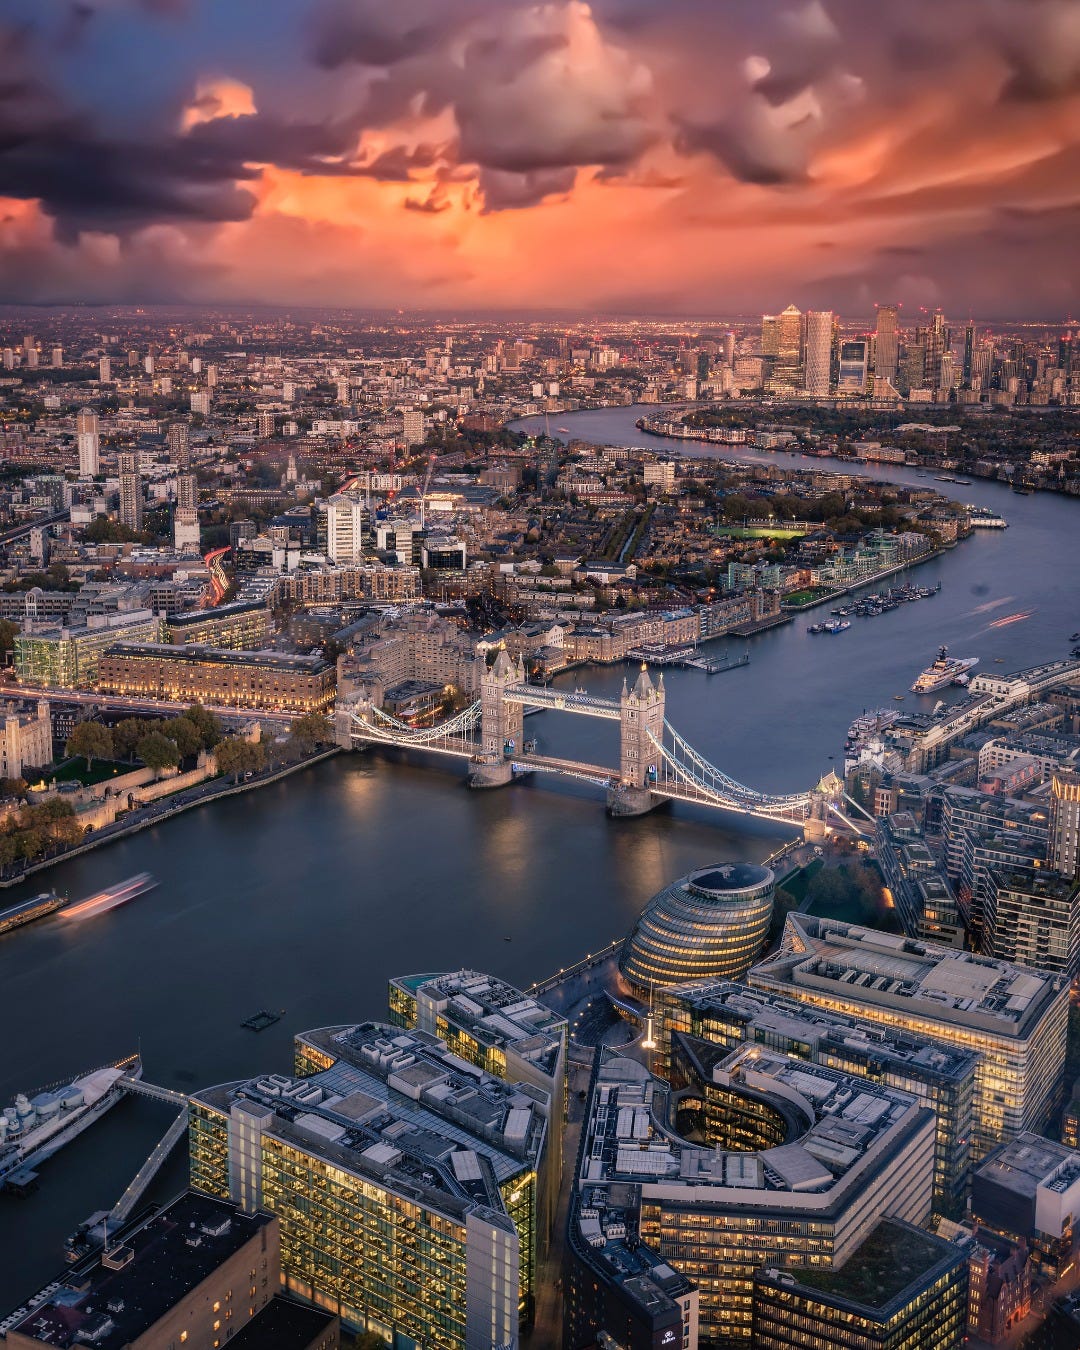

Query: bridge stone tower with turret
left=615, top=661, right=666, bottom=799
left=471, top=649, right=525, bottom=786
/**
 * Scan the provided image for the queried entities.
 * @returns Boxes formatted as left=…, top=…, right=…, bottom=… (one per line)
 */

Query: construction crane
left=419, top=451, right=436, bottom=531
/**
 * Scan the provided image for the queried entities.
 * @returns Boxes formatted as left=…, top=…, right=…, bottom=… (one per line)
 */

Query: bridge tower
left=610, top=665, right=665, bottom=815
left=471, top=648, right=525, bottom=787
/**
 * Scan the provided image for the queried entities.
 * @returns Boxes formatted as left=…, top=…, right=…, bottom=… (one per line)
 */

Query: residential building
left=1050, top=768, right=1080, bottom=878
left=983, top=868, right=1080, bottom=974
left=75, top=407, right=100, bottom=477
left=118, top=451, right=143, bottom=532
left=99, top=643, right=336, bottom=713
left=191, top=1020, right=549, bottom=1346
left=749, top=914, right=1070, bottom=1156
left=751, top=1218, right=967, bottom=1350
left=326, top=493, right=369, bottom=564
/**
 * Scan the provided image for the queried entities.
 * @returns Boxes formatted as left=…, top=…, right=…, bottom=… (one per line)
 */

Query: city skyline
left=0, top=1, right=1078, bottom=314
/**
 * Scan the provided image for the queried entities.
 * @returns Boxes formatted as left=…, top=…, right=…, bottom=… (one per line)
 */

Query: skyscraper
left=174, top=474, right=200, bottom=551
left=926, top=311, right=949, bottom=389
left=75, top=407, right=100, bottom=477
left=803, top=311, right=833, bottom=395
left=837, top=339, right=870, bottom=393
left=874, top=304, right=900, bottom=383
left=167, top=420, right=190, bottom=468
left=963, top=324, right=977, bottom=386
left=765, top=303, right=804, bottom=393
left=1051, top=770, right=1080, bottom=879
left=98, top=355, right=111, bottom=383
left=118, top=451, right=143, bottom=532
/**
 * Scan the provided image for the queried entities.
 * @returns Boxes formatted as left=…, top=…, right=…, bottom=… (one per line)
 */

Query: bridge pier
left=606, top=783, right=662, bottom=817
left=468, top=758, right=515, bottom=789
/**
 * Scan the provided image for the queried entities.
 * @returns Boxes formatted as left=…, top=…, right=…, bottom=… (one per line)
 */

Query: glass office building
left=191, top=1021, right=549, bottom=1348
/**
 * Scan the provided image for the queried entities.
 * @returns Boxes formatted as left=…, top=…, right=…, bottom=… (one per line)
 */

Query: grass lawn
left=28, top=757, right=133, bottom=787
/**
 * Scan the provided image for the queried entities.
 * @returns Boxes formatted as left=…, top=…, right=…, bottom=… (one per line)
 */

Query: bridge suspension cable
left=648, top=722, right=814, bottom=816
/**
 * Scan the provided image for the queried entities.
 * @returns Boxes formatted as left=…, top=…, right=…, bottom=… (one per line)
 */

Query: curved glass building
left=620, top=862, right=775, bottom=993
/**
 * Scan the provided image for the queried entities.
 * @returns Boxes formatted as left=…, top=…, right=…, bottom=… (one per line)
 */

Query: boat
left=1070, top=633, right=1079, bottom=642
left=1, top=1057, right=141, bottom=1187
left=807, top=623, right=824, bottom=634
left=910, top=646, right=980, bottom=694
left=821, top=620, right=851, bottom=634
left=966, top=506, right=1009, bottom=529
left=893, top=694, right=906, bottom=701
left=60, top=873, right=156, bottom=922
left=0, top=890, right=65, bottom=937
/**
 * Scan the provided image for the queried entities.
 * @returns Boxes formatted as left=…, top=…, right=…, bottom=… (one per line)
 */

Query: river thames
left=0, top=404, right=1076, bottom=1305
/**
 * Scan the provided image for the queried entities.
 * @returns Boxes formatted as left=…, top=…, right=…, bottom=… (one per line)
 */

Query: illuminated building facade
left=191, top=1021, right=549, bottom=1347
left=163, top=600, right=273, bottom=652
left=1050, top=769, right=1080, bottom=879
left=751, top=1218, right=967, bottom=1350
left=566, top=1041, right=935, bottom=1346
left=749, top=915, right=1070, bottom=1157
left=653, top=978, right=976, bottom=1216
left=98, top=642, right=335, bottom=713
left=14, top=610, right=161, bottom=689
left=619, top=864, right=775, bottom=996
left=387, top=970, right=566, bottom=1243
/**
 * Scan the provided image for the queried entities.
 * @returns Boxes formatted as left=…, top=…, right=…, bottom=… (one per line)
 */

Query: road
left=0, top=680, right=296, bottom=726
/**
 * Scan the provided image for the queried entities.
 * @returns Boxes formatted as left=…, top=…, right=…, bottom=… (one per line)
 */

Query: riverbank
left=0, top=747, right=341, bottom=889
left=780, top=548, right=951, bottom=613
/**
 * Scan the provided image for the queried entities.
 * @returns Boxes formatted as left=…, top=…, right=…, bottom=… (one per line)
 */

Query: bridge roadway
left=501, top=684, right=621, bottom=720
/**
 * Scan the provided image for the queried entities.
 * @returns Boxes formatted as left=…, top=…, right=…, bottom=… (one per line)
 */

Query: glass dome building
left=620, top=863, right=775, bottom=994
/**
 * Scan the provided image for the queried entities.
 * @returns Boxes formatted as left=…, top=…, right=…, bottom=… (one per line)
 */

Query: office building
left=1050, top=768, right=1080, bottom=878
left=971, top=1132, right=1080, bottom=1278
left=326, top=492, right=369, bottom=564
left=3, top=1192, right=304, bottom=1350
left=118, top=451, right=143, bottom=532
left=764, top=304, right=803, bottom=393
left=619, top=863, right=775, bottom=995
left=751, top=1218, right=967, bottom=1350
left=191, top=1020, right=549, bottom=1346
left=874, top=306, right=900, bottom=384
left=803, top=311, right=833, bottom=396
left=163, top=600, right=272, bottom=652
left=654, top=978, right=976, bottom=1215
left=984, top=868, right=1080, bottom=974
left=565, top=1040, right=935, bottom=1346
left=0, top=699, right=52, bottom=780
left=15, top=609, right=162, bottom=689
left=837, top=339, right=869, bottom=393
left=76, top=407, right=100, bottom=477
left=750, top=914, right=1069, bottom=1156
left=99, top=643, right=335, bottom=713
left=387, top=969, right=567, bottom=1244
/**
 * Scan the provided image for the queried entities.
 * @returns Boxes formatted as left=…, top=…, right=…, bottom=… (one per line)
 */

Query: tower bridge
left=336, top=651, right=857, bottom=835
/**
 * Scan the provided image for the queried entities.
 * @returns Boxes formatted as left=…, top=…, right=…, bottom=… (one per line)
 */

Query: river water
left=0, top=404, right=1076, bottom=1306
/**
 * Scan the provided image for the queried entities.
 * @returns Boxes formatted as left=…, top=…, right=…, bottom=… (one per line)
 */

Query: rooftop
left=223, top=1296, right=337, bottom=1350
left=765, top=1218, right=961, bottom=1311
left=104, top=641, right=331, bottom=673
left=750, top=914, right=1066, bottom=1039
left=196, top=1022, right=547, bottom=1225
left=7, top=1193, right=273, bottom=1350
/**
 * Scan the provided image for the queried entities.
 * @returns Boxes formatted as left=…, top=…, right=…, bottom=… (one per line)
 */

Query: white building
left=326, top=493, right=368, bottom=564
left=76, top=407, right=100, bottom=477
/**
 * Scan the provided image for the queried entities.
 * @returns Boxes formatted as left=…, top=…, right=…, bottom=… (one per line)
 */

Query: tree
left=65, top=720, right=113, bottom=770
left=288, top=712, right=332, bottom=752
left=112, top=718, right=148, bottom=762
left=215, top=737, right=255, bottom=783
left=136, top=731, right=180, bottom=775
left=162, top=716, right=203, bottom=760
left=185, top=703, right=222, bottom=750
left=0, top=618, right=18, bottom=659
